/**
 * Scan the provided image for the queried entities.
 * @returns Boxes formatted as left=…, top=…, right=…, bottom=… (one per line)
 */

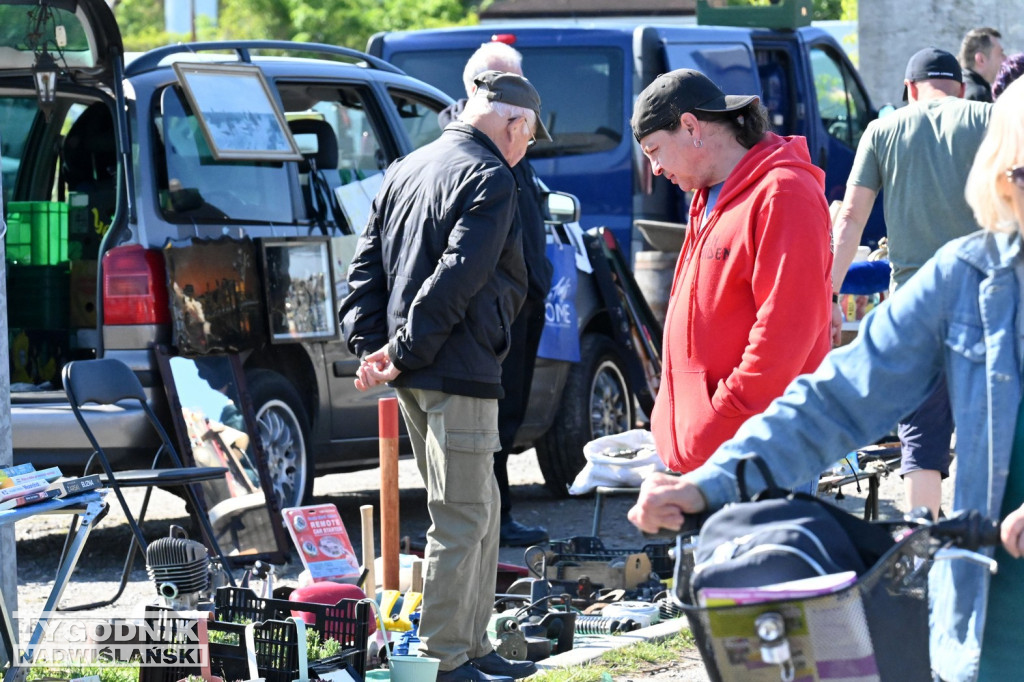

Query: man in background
left=439, top=41, right=553, bottom=547
left=959, top=27, right=1006, bottom=102
left=830, top=48, right=991, bottom=519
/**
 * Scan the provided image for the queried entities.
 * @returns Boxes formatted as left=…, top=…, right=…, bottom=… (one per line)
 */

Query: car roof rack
left=126, top=40, right=403, bottom=77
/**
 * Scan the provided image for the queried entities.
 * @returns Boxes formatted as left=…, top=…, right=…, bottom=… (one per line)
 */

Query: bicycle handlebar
left=930, top=509, right=1001, bottom=551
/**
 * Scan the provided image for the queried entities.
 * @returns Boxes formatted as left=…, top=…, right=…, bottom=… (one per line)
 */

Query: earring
left=693, top=139, right=703, bottom=148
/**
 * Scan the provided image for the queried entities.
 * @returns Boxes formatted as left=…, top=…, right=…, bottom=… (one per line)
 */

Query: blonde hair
left=462, top=42, right=523, bottom=95
left=965, top=77, right=1024, bottom=232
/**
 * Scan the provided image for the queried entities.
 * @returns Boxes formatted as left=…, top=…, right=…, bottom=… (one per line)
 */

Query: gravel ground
left=10, top=448, right=956, bottom=680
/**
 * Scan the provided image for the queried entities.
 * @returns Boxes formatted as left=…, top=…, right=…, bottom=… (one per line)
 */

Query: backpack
left=690, top=455, right=894, bottom=594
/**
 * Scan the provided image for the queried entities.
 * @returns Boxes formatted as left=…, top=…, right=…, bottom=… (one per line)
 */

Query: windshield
left=389, top=46, right=625, bottom=158
left=0, top=4, right=95, bottom=69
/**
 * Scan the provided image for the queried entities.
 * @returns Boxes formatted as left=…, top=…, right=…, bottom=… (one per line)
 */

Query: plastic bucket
left=364, top=670, right=391, bottom=681
left=389, top=655, right=439, bottom=682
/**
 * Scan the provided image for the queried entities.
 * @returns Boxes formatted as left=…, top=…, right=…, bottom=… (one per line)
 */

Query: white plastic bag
left=568, top=429, right=668, bottom=495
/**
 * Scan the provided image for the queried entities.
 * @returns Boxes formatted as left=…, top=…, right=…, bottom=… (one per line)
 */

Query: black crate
left=214, top=586, right=370, bottom=676
left=207, top=618, right=302, bottom=682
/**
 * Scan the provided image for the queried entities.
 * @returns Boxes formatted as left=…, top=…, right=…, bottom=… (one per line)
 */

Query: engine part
left=145, top=526, right=210, bottom=610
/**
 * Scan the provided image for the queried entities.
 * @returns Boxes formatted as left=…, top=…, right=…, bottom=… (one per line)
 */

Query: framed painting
left=163, top=236, right=266, bottom=355
left=172, top=62, right=302, bottom=162
left=259, top=237, right=338, bottom=343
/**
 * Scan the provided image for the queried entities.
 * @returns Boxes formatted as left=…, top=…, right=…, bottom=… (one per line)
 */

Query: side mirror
left=544, top=190, right=581, bottom=224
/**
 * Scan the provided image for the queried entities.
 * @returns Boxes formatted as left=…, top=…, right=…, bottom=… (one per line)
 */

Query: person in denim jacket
left=629, top=78, right=1024, bottom=682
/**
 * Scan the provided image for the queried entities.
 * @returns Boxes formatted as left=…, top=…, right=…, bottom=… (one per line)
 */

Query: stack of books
left=0, top=464, right=102, bottom=511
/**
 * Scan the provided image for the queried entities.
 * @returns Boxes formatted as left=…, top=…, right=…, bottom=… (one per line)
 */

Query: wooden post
left=378, top=397, right=400, bottom=592
left=359, top=504, right=377, bottom=598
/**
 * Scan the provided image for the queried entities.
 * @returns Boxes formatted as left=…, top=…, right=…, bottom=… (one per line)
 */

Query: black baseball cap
left=473, top=70, right=552, bottom=141
left=631, top=69, right=758, bottom=142
left=902, top=47, right=962, bottom=100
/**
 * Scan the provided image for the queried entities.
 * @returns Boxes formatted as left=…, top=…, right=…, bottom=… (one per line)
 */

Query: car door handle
left=333, top=360, right=360, bottom=376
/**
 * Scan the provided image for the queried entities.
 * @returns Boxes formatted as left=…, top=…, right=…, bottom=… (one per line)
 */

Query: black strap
left=735, top=454, right=786, bottom=502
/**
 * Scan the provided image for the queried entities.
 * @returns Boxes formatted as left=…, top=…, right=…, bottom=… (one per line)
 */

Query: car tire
left=246, top=369, right=314, bottom=509
left=535, top=333, right=635, bottom=497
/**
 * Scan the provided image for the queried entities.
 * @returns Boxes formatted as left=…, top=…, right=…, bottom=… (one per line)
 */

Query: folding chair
left=60, top=357, right=235, bottom=610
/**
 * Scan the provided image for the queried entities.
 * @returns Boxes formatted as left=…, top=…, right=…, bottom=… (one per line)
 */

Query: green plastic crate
left=5, top=201, right=68, bottom=265
left=696, top=0, right=813, bottom=29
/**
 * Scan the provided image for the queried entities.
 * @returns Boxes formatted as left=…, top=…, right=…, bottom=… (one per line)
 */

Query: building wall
left=859, top=0, right=1024, bottom=104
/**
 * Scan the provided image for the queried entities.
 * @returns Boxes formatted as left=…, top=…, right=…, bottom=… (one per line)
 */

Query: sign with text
left=282, top=504, right=360, bottom=582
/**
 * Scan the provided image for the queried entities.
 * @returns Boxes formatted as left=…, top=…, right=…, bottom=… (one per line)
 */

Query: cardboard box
left=69, top=259, right=98, bottom=328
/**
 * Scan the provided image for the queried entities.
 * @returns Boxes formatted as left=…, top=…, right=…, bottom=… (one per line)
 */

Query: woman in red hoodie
left=631, top=69, right=833, bottom=474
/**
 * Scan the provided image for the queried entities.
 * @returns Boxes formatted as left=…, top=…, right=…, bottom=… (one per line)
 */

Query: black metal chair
left=60, top=357, right=235, bottom=610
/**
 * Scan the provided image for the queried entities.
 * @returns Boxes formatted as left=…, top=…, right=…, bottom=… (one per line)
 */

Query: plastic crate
left=7, top=264, right=70, bottom=330
left=5, top=201, right=68, bottom=265
left=214, top=585, right=369, bottom=676
left=208, top=618, right=303, bottom=682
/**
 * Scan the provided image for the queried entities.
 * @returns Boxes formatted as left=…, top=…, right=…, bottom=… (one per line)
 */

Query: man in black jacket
left=340, top=71, right=550, bottom=682
left=438, top=41, right=553, bottom=548
left=958, top=26, right=1006, bottom=102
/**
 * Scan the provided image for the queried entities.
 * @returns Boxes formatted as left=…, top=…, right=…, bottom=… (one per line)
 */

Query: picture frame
left=156, top=347, right=289, bottom=567
left=260, top=237, right=339, bottom=343
left=172, top=61, right=302, bottom=162
left=163, top=235, right=266, bottom=355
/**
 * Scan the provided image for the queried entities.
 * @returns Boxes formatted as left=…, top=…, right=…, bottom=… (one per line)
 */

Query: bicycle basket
left=675, top=527, right=934, bottom=682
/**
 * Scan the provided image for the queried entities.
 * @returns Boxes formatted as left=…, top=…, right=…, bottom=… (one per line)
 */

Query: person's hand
left=354, top=345, right=401, bottom=391
left=627, top=472, right=707, bottom=534
left=1000, top=503, right=1024, bottom=558
left=831, top=300, right=844, bottom=347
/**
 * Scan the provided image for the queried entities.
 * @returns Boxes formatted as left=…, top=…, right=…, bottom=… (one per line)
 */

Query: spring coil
left=658, top=598, right=684, bottom=620
left=574, top=615, right=641, bottom=635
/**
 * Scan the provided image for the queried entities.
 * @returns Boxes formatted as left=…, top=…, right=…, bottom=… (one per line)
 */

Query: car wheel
left=246, top=369, right=313, bottom=509
left=535, top=333, right=635, bottom=497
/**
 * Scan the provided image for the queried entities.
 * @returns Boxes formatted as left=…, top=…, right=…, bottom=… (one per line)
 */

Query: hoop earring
left=693, top=139, right=703, bottom=149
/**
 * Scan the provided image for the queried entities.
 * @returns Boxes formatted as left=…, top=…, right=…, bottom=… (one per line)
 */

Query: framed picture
left=172, top=62, right=302, bottom=162
left=260, top=237, right=339, bottom=343
left=163, top=236, right=266, bottom=355
left=156, top=348, right=289, bottom=566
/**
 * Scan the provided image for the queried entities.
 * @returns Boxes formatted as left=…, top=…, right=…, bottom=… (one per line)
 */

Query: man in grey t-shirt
left=830, top=48, right=991, bottom=519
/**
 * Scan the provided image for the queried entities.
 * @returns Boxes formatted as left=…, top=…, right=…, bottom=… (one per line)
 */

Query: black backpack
left=690, top=455, right=894, bottom=593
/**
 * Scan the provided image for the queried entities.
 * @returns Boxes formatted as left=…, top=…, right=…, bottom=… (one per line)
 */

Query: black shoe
left=470, top=651, right=537, bottom=679
left=499, top=518, right=549, bottom=547
left=436, top=661, right=512, bottom=682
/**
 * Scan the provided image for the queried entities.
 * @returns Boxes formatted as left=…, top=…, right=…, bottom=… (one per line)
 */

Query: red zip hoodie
left=652, top=133, right=832, bottom=473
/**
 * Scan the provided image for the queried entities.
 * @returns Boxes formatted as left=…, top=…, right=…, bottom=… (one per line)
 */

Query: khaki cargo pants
left=395, top=387, right=501, bottom=672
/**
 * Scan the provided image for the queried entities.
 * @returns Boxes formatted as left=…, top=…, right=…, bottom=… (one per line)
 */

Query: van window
left=155, top=87, right=294, bottom=224
left=0, top=97, right=41, bottom=205
left=810, top=45, right=870, bottom=149
left=388, top=47, right=625, bottom=158
left=663, top=43, right=761, bottom=98
left=389, top=90, right=444, bottom=150
left=274, top=82, right=392, bottom=233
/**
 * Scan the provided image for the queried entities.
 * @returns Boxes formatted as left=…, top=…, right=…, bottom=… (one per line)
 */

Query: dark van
left=367, top=6, right=886, bottom=260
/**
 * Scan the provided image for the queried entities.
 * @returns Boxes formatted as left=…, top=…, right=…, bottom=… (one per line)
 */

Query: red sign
left=282, top=504, right=360, bottom=582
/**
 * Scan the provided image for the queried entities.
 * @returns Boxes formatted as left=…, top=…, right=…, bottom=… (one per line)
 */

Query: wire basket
left=675, top=528, right=934, bottom=682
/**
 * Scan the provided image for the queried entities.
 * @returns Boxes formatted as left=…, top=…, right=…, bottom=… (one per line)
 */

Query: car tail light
left=103, top=244, right=171, bottom=325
